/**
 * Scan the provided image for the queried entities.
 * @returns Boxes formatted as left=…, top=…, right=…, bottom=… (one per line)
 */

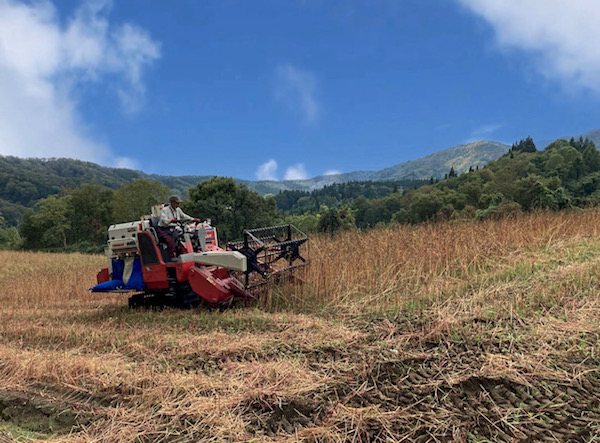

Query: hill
left=271, top=141, right=509, bottom=189
left=0, top=140, right=509, bottom=224
left=352, top=140, right=508, bottom=181
left=0, top=156, right=316, bottom=225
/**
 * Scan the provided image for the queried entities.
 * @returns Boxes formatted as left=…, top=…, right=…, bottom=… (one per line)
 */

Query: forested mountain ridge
left=5, top=134, right=600, bottom=251
left=367, top=140, right=508, bottom=180
left=0, top=140, right=509, bottom=210
left=0, top=156, right=308, bottom=224
left=0, top=141, right=503, bottom=225
left=0, top=130, right=594, bottom=227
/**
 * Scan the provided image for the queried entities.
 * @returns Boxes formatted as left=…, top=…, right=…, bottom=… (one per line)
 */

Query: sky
left=1, top=0, right=600, bottom=181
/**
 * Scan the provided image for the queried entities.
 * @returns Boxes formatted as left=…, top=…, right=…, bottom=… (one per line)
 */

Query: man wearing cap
left=157, top=195, right=198, bottom=259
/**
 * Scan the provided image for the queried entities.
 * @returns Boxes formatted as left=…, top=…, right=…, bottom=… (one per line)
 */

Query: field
left=1, top=210, right=600, bottom=441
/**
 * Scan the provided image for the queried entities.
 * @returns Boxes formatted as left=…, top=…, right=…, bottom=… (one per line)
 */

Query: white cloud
left=464, top=123, right=502, bottom=143
left=284, top=163, right=308, bottom=180
left=457, top=0, right=600, bottom=93
left=256, top=159, right=278, bottom=181
left=0, top=0, right=160, bottom=165
left=323, top=169, right=341, bottom=176
left=275, top=64, right=321, bottom=123
left=114, top=156, right=139, bottom=170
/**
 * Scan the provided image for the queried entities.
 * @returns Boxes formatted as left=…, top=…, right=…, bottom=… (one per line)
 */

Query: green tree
left=70, top=184, right=114, bottom=244
left=582, top=144, right=600, bottom=174
left=0, top=215, right=20, bottom=249
left=279, top=213, right=320, bottom=233
left=112, top=179, right=171, bottom=223
left=20, top=195, right=72, bottom=249
left=407, top=190, right=444, bottom=222
left=318, top=207, right=355, bottom=234
left=184, top=177, right=280, bottom=243
left=511, top=136, right=537, bottom=153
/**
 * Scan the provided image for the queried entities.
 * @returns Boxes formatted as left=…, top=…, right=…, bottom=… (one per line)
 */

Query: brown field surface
left=1, top=210, right=600, bottom=441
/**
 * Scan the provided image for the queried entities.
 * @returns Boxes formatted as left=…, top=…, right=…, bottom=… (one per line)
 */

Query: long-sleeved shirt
left=158, top=204, right=193, bottom=227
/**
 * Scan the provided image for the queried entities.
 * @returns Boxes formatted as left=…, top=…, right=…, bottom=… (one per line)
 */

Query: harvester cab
left=92, top=207, right=308, bottom=309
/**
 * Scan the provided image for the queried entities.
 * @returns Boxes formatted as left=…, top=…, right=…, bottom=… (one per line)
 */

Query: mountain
left=0, top=155, right=322, bottom=225
left=171, top=140, right=510, bottom=192
left=0, top=139, right=547, bottom=226
left=344, top=140, right=509, bottom=181
left=538, top=129, right=600, bottom=151
left=281, top=140, right=510, bottom=189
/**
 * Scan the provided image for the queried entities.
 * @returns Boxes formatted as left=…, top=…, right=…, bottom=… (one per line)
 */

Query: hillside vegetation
left=0, top=140, right=506, bottom=226
left=1, top=210, right=600, bottom=441
left=5, top=136, right=600, bottom=252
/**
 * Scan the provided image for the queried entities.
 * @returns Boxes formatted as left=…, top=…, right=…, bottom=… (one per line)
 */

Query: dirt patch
left=0, top=389, right=98, bottom=438
left=245, top=395, right=325, bottom=437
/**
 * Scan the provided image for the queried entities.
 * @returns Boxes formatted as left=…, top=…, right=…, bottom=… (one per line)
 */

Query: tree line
left=3, top=136, right=600, bottom=251
left=273, top=136, right=600, bottom=234
left=1, top=177, right=281, bottom=252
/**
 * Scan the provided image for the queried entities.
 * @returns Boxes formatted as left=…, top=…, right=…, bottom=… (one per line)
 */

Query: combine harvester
left=92, top=208, right=308, bottom=308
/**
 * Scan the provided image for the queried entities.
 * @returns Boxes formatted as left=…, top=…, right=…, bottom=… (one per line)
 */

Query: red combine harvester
left=92, top=212, right=308, bottom=308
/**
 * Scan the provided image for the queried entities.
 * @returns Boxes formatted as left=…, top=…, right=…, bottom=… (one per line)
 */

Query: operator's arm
left=176, top=207, right=194, bottom=222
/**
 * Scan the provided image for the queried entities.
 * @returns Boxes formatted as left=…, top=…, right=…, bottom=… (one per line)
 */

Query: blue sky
left=1, top=0, right=600, bottom=181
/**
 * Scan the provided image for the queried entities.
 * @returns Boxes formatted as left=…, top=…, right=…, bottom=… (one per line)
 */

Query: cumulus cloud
left=0, top=0, right=160, bottom=165
left=284, top=163, right=308, bottom=180
left=275, top=64, right=321, bottom=123
left=256, top=159, right=278, bottom=181
left=256, top=160, right=311, bottom=181
left=464, top=123, right=503, bottom=143
left=457, top=0, right=600, bottom=93
left=323, top=169, right=341, bottom=176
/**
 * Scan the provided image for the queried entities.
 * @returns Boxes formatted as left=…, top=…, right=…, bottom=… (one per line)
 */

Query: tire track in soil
left=241, top=351, right=600, bottom=441
left=348, top=357, right=600, bottom=441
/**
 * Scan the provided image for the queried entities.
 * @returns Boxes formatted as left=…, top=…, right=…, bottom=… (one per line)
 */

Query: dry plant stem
left=0, top=210, right=600, bottom=441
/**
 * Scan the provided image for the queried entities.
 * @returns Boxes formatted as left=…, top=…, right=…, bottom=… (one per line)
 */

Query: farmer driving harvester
left=157, top=195, right=200, bottom=260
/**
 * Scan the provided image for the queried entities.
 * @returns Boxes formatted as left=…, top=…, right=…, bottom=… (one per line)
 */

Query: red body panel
left=175, top=261, right=195, bottom=281
left=180, top=241, right=193, bottom=254
left=97, top=268, right=110, bottom=284
left=143, top=264, right=169, bottom=289
left=188, top=266, right=233, bottom=304
left=135, top=229, right=249, bottom=304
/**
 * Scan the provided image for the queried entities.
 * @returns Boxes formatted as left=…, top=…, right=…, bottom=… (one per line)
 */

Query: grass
left=1, top=210, right=600, bottom=441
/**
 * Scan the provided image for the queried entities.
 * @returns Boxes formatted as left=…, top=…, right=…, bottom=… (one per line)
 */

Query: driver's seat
left=147, top=216, right=160, bottom=245
left=148, top=216, right=171, bottom=262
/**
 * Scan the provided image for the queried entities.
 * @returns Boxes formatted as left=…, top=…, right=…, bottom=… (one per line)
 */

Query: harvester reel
left=227, top=224, right=309, bottom=291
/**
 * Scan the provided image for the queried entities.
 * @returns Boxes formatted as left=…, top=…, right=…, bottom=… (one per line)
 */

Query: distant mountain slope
left=1, top=140, right=509, bottom=208
left=538, top=129, right=600, bottom=151
left=371, top=140, right=510, bottom=180
left=0, top=155, right=319, bottom=224
left=287, top=140, right=510, bottom=188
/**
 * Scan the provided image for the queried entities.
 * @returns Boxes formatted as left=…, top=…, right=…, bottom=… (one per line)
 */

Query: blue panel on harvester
left=91, top=279, right=125, bottom=291
left=125, top=257, right=145, bottom=290
left=112, top=259, right=124, bottom=281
